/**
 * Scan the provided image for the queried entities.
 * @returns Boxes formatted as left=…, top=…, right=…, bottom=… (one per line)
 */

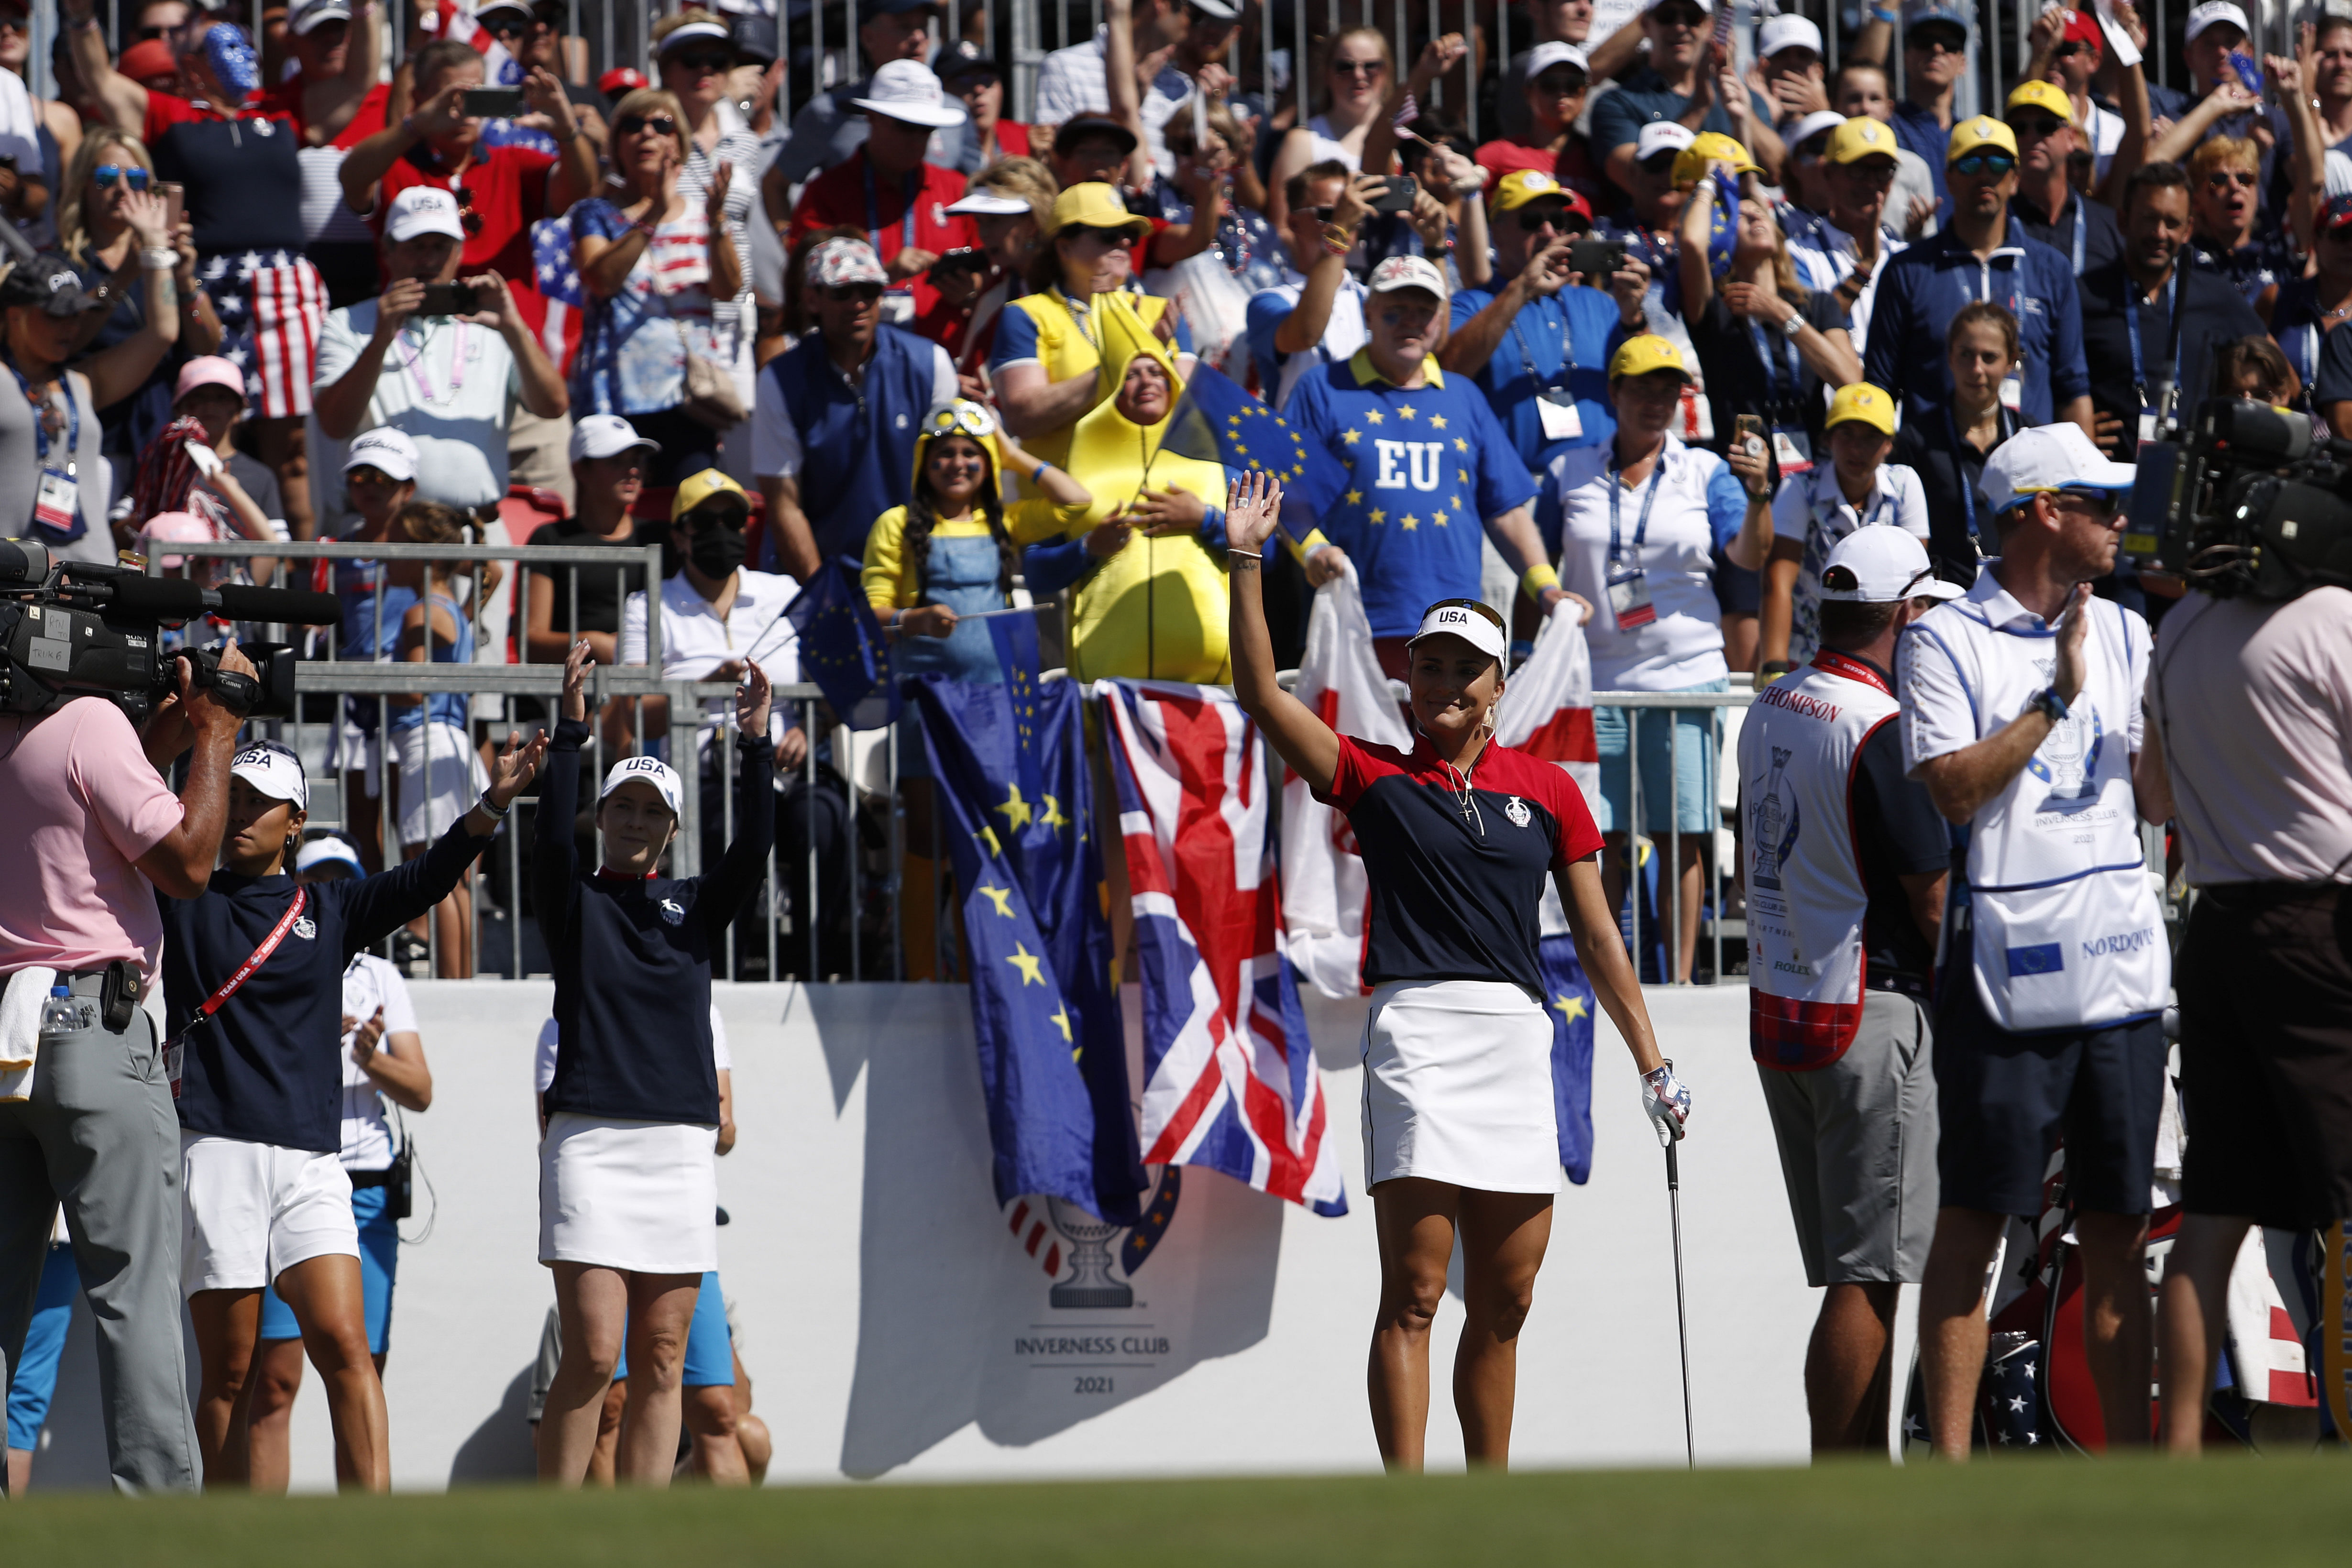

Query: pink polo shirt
left=0, top=698, right=184, bottom=987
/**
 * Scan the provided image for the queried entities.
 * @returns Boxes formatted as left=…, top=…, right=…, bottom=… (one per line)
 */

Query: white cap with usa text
left=1405, top=599, right=1508, bottom=662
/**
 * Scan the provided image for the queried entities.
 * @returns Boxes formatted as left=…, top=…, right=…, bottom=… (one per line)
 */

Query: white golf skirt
left=1361, top=979, right=1561, bottom=1195
left=539, top=1113, right=719, bottom=1274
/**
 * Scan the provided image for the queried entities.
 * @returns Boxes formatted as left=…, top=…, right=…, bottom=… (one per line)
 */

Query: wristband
left=475, top=791, right=511, bottom=820
left=2032, top=686, right=2070, bottom=725
left=1029, top=460, right=1055, bottom=481
left=1520, top=562, right=1561, bottom=600
left=139, top=247, right=176, bottom=272
left=1869, top=4, right=1898, bottom=19
left=1228, top=548, right=1265, bottom=559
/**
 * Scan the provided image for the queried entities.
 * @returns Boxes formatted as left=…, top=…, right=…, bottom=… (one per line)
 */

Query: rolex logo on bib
left=1504, top=796, right=1530, bottom=828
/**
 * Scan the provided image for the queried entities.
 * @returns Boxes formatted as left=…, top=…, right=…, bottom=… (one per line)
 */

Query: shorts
left=180, top=1132, right=360, bottom=1296
left=197, top=249, right=327, bottom=421
left=5, top=1244, right=81, bottom=1450
left=1594, top=679, right=1724, bottom=835
left=612, top=1270, right=734, bottom=1387
left=392, top=719, right=488, bottom=846
left=1361, top=979, right=1559, bottom=1194
left=257, top=1180, right=398, bottom=1354
left=1758, top=990, right=1939, bottom=1287
left=2177, top=884, right=2352, bottom=1230
left=1711, top=547, right=1762, bottom=616
left=539, top=1113, right=719, bottom=1274
left=1933, top=974, right=2167, bottom=1218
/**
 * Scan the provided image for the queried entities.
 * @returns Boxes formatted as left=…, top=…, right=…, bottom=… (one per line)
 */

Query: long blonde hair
left=58, top=128, right=155, bottom=262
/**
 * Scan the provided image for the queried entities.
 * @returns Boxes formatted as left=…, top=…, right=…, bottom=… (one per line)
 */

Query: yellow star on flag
left=1363, top=408, right=1384, bottom=425
left=1051, top=1004, right=1073, bottom=1042
left=1397, top=405, right=1417, bottom=420
left=1368, top=507, right=1387, bottom=524
left=1430, top=414, right=1448, bottom=429
left=977, top=883, right=1014, bottom=917
left=973, top=824, right=1002, bottom=858
left=1453, top=437, right=1469, bottom=452
left=1345, top=489, right=1363, bottom=505
left=1554, top=993, right=1589, bottom=1022
left=1401, top=514, right=1419, bottom=530
left=1006, top=943, right=1045, bottom=986
left=996, top=785, right=1033, bottom=831
left=1459, top=468, right=1470, bottom=483
left=1342, top=428, right=1362, bottom=445
left=1040, top=793, right=1070, bottom=831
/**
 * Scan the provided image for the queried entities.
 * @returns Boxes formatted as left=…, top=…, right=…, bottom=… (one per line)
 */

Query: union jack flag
left=1097, top=679, right=1347, bottom=1217
left=530, top=216, right=583, bottom=378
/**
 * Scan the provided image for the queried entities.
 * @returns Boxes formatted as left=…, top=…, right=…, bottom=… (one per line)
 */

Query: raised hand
left=561, top=636, right=591, bottom=722
left=735, top=658, right=772, bottom=739
left=1222, top=468, right=1284, bottom=558
left=350, top=1006, right=388, bottom=1069
left=2053, top=581, right=2090, bottom=706
left=484, top=726, right=551, bottom=805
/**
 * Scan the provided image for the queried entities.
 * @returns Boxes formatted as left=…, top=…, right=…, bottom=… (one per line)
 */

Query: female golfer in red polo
left=1225, top=470, right=1692, bottom=1470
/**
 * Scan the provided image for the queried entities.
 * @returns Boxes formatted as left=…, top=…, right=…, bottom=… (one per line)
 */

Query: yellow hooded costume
left=1010, top=310, right=1233, bottom=684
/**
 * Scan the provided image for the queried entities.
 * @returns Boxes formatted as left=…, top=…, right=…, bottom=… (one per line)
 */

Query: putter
left=1657, top=1057, right=1693, bottom=1469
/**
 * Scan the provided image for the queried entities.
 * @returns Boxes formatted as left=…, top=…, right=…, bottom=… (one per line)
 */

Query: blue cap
left=1903, top=3, right=1968, bottom=35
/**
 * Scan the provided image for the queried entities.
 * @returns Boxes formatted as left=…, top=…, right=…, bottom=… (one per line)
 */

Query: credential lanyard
left=394, top=320, right=469, bottom=405
left=863, top=158, right=920, bottom=266
left=1745, top=318, right=1801, bottom=417
left=2123, top=267, right=2179, bottom=414
left=1607, top=456, right=1667, bottom=570
left=182, top=887, right=309, bottom=1034
left=1943, top=403, right=2013, bottom=543
left=1509, top=304, right=1573, bottom=391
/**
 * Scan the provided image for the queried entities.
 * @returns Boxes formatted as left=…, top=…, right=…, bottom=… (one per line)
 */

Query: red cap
left=598, top=66, right=648, bottom=97
left=118, top=37, right=179, bottom=86
left=2061, top=8, right=2104, bottom=55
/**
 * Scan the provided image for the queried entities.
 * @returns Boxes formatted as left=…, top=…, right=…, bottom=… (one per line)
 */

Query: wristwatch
left=2031, top=686, right=2071, bottom=725
left=1779, top=310, right=1805, bottom=339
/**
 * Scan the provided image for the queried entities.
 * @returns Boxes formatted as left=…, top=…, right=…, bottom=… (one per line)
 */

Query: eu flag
left=1156, top=363, right=1348, bottom=542
left=785, top=555, right=898, bottom=730
left=1540, top=931, right=1597, bottom=1184
left=911, top=674, right=1145, bottom=1225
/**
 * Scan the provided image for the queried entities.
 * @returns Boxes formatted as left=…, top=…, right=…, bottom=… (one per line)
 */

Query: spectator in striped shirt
left=656, top=9, right=763, bottom=429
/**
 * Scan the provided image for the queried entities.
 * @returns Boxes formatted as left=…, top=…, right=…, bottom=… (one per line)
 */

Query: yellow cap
left=1825, top=114, right=1899, bottom=165
left=1824, top=382, right=1897, bottom=436
left=1491, top=168, right=1572, bottom=216
left=671, top=467, right=750, bottom=523
left=1946, top=115, right=2020, bottom=164
left=1049, top=181, right=1153, bottom=238
left=2004, top=78, right=2075, bottom=125
left=1671, top=131, right=1762, bottom=188
left=1608, top=333, right=1691, bottom=381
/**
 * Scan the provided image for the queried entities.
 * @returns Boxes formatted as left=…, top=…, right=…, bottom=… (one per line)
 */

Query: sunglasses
left=1841, top=159, right=1898, bottom=181
left=2205, top=169, right=2258, bottom=188
left=1330, top=58, right=1386, bottom=77
left=822, top=283, right=884, bottom=302
left=1514, top=205, right=1582, bottom=232
left=678, top=505, right=747, bottom=534
left=484, top=14, right=528, bottom=34
left=1651, top=6, right=1707, bottom=25
left=94, top=164, right=151, bottom=190
left=669, top=48, right=733, bottom=71
left=2053, top=40, right=2094, bottom=58
left=134, top=21, right=169, bottom=36
left=1952, top=151, right=2016, bottom=176
left=1907, top=33, right=1965, bottom=55
left=452, top=182, right=484, bottom=236
left=1533, top=72, right=1587, bottom=96
left=346, top=467, right=404, bottom=488
left=2009, top=115, right=2064, bottom=138
left=2052, top=487, right=2117, bottom=515
left=615, top=112, right=679, bottom=138
left=1638, top=150, right=1680, bottom=173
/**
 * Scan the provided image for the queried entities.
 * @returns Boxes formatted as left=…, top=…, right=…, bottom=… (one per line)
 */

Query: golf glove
left=1643, top=1065, right=1692, bottom=1140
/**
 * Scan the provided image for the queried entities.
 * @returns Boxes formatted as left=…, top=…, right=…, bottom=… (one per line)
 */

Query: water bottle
left=37, top=983, right=81, bottom=1050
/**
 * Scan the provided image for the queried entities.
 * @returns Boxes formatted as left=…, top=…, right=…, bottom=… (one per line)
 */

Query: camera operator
left=2146, top=560, right=2352, bottom=1457
left=0, top=639, right=256, bottom=1495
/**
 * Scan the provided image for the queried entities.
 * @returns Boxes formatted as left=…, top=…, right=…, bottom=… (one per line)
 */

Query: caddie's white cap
left=343, top=427, right=419, bottom=482
left=384, top=185, right=466, bottom=243
left=2184, top=0, right=2248, bottom=41
left=945, top=187, right=1033, bottom=216
left=1642, top=0, right=1711, bottom=12
left=1818, top=526, right=1966, bottom=603
left=1366, top=253, right=1447, bottom=296
left=853, top=57, right=968, bottom=129
left=570, top=411, right=660, bottom=464
left=1405, top=598, right=1508, bottom=662
left=1759, top=12, right=1823, bottom=56
left=1524, top=41, right=1590, bottom=79
left=1635, top=120, right=1698, bottom=163
left=1979, top=422, right=2137, bottom=517
left=295, top=835, right=364, bottom=877
left=231, top=740, right=309, bottom=811
left=600, top=753, right=684, bottom=816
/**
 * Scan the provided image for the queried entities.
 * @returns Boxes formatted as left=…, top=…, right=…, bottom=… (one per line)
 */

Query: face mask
left=205, top=24, right=260, bottom=104
left=689, top=525, right=747, bottom=577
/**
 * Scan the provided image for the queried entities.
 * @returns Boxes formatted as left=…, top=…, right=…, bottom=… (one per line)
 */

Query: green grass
left=10, top=1457, right=2352, bottom=1566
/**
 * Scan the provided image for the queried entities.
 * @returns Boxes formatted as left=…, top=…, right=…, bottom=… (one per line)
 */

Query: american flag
left=530, top=216, right=583, bottom=378
left=1097, top=679, right=1347, bottom=1217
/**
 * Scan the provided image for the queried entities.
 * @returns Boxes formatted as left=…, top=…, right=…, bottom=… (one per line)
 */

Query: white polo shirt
left=1542, top=435, right=1739, bottom=692
left=619, top=568, right=802, bottom=745
left=313, top=303, right=523, bottom=526
left=338, top=954, right=416, bottom=1173
left=1769, top=461, right=1932, bottom=664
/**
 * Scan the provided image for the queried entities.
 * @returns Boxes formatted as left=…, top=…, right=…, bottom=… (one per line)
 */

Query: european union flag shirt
left=1284, top=350, right=1535, bottom=640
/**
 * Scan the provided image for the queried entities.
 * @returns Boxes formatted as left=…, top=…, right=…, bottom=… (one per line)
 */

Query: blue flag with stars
left=1540, top=932, right=1597, bottom=1184
left=911, top=673, right=1145, bottom=1226
left=1155, top=363, right=1348, bottom=542
left=786, top=555, right=898, bottom=730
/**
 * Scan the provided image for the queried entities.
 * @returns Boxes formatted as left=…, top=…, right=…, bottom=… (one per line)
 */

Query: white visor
left=1404, top=600, right=1508, bottom=662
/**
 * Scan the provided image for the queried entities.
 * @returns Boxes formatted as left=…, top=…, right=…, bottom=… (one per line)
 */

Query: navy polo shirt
left=1444, top=282, right=1632, bottom=476
left=1285, top=351, right=1537, bottom=640
left=2009, top=189, right=2124, bottom=279
left=533, top=717, right=774, bottom=1127
left=1890, top=101, right=1951, bottom=208
left=163, top=820, right=489, bottom=1153
left=1862, top=226, right=2089, bottom=425
left=1319, top=733, right=1605, bottom=1003
left=2077, top=259, right=2264, bottom=458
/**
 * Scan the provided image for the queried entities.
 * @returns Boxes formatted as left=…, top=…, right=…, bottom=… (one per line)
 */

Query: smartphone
left=929, top=246, right=989, bottom=276
left=1367, top=175, right=1419, bottom=215
left=1566, top=235, right=1626, bottom=275
left=158, top=181, right=183, bottom=231
left=2227, top=49, right=2264, bottom=97
left=461, top=86, right=528, bottom=120
left=417, top=282, right=481, bottom=317
left=1733, top=413, right=1765, bottom=456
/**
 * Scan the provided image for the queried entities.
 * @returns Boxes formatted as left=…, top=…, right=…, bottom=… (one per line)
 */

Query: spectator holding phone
left=310, top=186, right=569, bottom=535
left=933, top=159, right=1056, bottom=383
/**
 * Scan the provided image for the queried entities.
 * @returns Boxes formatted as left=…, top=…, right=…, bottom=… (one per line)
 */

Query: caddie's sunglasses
left=94, top=164, right=151, bottom=190
left=1953, top=151, right=2016, bottom=176
left=616, top=112, right=680, bottom=137
left=453, top=182, right=483, bottom=235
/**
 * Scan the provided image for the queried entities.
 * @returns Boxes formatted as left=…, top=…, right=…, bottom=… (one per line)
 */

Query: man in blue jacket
left=1863, top=117, right=2094, bottom=435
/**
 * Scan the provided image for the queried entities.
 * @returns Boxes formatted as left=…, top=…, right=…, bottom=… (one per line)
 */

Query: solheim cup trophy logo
left=1752, top=746, right=1793, bottom=891
left=1046, top=1197, right=1133, bottom=1309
